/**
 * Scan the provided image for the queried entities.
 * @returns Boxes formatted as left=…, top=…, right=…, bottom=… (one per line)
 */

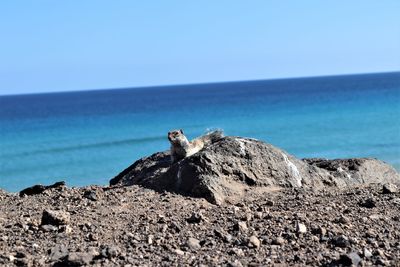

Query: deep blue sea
left=1, top=72, right=399, bottom=192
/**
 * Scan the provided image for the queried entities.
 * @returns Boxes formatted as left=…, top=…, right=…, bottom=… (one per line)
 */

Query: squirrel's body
left=168, top=130, right=223, bottom=163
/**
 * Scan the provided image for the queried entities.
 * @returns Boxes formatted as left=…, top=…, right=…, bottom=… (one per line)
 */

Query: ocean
left=1, top=72, right=399, bottom=192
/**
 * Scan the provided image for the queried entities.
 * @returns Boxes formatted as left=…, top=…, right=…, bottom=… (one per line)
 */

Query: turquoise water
left=1, top=72, right=399, bottom=192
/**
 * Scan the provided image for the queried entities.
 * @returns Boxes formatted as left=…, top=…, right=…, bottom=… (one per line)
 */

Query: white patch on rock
left=337, top=167, right=351, bottom=179
left=238, top=137, right=259, bottom=142
left=235, top=138, right=259, bottom=154
left=235, top=139, right=248, bottom=156
left=282, top=153, right=302, bottom=187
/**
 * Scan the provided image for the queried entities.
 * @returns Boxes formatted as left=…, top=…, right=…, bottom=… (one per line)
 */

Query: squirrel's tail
left=200, top=130, right=224, bottom=146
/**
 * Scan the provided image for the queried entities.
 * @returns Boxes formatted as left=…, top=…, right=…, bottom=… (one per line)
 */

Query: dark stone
left=311, top=226, right=327, bottom=236
left=19, top=185, right=46, bottom=197
left=272, top=237, right=285, bottom=245
left=332, top=235, right=350, bottom=248
left=83, top=190, right=97, bottom=201
left=265, top=200, right=274, bottom=206
left=19, top=181, right=65, bottom=197
left=186, top=212, right=203, bottom=224
left=83, top=188, right=103, bottom=201
left=41, top=209, right=70, bottom=226
left=338, top=252, right=362, bottom=266
left=359, top=198, right=376, bottom=208
left=14, top=257, right=31, bottom=267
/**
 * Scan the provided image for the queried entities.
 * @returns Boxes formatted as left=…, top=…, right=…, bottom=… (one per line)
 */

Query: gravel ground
left=0, top=183, right=399, bottom=266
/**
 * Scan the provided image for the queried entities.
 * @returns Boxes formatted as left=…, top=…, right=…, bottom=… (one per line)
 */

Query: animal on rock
left=167, top=129, right=223, bottom=163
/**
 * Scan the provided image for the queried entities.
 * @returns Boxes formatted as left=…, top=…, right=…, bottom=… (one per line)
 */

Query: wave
left=1, top=135, right=166, bottom=158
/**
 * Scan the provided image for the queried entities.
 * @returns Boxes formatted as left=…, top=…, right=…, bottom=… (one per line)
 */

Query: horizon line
left=1, top=70, right=399, bottom=97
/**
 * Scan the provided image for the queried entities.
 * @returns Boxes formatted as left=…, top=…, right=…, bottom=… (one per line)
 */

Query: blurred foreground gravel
left=0, top=183, right=399, bottom=266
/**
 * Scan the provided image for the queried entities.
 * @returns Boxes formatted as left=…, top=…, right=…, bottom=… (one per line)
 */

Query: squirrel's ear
left=180, top=129, right=184, bottom=134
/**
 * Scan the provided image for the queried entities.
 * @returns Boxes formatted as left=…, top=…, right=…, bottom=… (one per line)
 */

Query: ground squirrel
left=168, top=129, right=223, bottom=163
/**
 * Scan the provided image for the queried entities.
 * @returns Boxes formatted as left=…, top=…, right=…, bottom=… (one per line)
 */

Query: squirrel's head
left=168, top=129, right=187, bottom=144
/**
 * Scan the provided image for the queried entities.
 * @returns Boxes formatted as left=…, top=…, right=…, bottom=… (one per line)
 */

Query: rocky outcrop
left=110, top=136, right=400, bottom=204
left=304, top=158, right=400, bottom=186
left=19, top=181, right=66, bottom=197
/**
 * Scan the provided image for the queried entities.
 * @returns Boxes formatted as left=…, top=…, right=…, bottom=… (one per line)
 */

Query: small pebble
left=272, top=237, right=285, bottom=246
left=296, top=222, right=307, bottom=234
left=187, top=237, right=201, bottom=250
left=248, top=235, right=261, bottom=249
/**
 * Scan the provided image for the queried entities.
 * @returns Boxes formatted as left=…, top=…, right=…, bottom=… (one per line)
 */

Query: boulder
left=19, top=181, right=66, bottom=197
left=304, top=158, right=400, bottom=186
left=110, top=136, right=400, bottom=204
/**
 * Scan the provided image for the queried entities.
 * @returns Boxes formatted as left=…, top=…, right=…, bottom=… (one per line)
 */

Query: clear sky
left=0, top=1, right=399, bottom=95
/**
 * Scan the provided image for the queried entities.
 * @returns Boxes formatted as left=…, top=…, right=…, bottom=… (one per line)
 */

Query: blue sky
left=0, top=1, right=399, bottom=95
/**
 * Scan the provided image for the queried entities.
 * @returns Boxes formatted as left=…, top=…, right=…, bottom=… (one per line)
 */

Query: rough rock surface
left=0, top=184, right=399, bottom=266
left=111, top=136, right=400, bottom=204
left=19, top=181, right=66, bottom=197
left=304, top=158, right=400, bottom=186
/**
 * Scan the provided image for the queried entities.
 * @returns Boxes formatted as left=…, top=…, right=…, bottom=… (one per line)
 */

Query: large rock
left=110, top=136, right=400, bottom=204
left=19, top=181, right=66, bottom=197
left=304, top=158, right=400, bottom=186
